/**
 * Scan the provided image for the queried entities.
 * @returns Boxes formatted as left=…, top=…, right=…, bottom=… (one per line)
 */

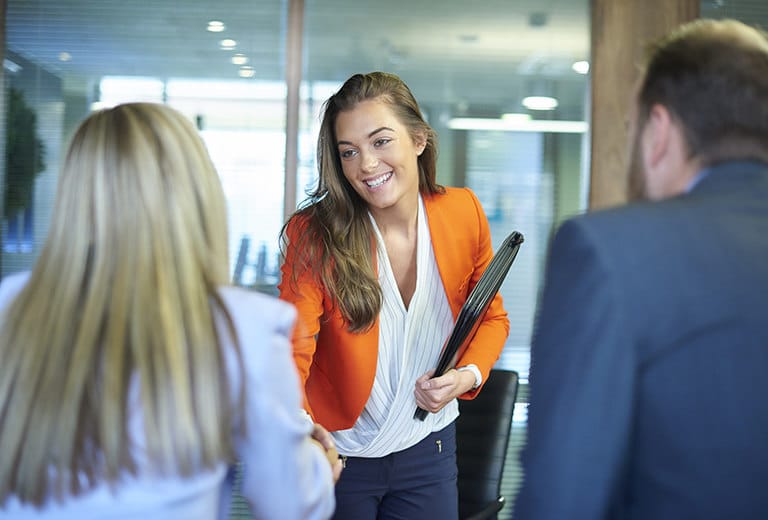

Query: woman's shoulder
left=217, top=285, right=297, bottom=337
left=425, top=186, right=480, bottom=205
left=0, top=271, right=31, bottom=310
left=283, top=207, right=315, bottom=233
left=423, top=186, right=484, bottom=219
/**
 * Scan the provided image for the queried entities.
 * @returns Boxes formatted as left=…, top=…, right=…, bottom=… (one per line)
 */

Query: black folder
left=414, top=230, right=524, bottom=421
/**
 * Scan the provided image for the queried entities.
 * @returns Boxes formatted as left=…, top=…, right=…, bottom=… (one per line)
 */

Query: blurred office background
left=1, top=1, right=765, bottom=517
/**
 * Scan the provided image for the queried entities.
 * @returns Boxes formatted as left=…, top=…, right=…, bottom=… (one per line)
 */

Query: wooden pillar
left=589, top=0, right=699, bottom=210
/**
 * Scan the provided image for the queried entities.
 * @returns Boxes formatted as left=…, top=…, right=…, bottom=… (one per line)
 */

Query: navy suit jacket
left=514, top=161, right=768, bottom=519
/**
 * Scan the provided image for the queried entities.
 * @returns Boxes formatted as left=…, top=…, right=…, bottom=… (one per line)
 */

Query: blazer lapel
left=423, top=190, right=474, bottom=318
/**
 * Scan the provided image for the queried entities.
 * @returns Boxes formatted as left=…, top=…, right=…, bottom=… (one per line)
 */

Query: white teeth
left=364, top=172, right=392, bottom=188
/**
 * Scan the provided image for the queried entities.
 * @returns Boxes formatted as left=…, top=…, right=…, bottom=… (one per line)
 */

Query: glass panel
left=302, top=0, right=591, bottom=367
left=701, top=0, right=768, bottom=24
left=3, top=0, right=287, bottom=293
left=302, top=1, right=591, bottom=515
left=3, top=1, right=599, bottom=517
left=5, top=1, right=768, bottom=517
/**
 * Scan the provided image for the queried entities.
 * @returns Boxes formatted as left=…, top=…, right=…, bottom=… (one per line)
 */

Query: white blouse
left=333, top=195, right=458, bottom=458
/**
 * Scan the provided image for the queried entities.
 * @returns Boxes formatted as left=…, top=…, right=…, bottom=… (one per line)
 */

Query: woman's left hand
left=413, top=368, right=476, bottom=414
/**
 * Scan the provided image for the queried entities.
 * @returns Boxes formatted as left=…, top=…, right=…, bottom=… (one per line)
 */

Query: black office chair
left=456, top=369, right=519, bottom=520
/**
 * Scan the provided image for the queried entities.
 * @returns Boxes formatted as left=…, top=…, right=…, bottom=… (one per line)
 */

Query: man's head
left=628, top=19, right=768, bottom=201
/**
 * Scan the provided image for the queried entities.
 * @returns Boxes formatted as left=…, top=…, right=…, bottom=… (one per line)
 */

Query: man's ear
left=642, top=104, right=673, bottom=169
left=641, top=103, right=696, bottom=199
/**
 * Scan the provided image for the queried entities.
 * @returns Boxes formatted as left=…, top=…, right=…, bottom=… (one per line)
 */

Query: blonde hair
left=280, top=72, right=443, bottom=332
left=0, top=103, right=241, bottom=505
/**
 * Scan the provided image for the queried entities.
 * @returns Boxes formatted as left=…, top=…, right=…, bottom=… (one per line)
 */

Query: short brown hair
left=638, top=19, right=768, bottom=165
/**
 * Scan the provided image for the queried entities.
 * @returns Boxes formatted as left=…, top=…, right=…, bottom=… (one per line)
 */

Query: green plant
left=4, top=87, right=46, bottom=220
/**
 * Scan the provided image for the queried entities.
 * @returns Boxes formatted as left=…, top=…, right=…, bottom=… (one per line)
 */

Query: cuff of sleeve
left=299, top=408, right=314, bottom=429
left=457, top=364, right=482, bottom=390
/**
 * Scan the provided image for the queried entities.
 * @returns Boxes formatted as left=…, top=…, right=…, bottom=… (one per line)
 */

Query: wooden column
left=589, top=0, right=698, bottom=210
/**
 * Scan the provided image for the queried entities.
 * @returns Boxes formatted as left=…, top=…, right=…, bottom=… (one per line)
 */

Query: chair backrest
left=232, top=236, right=251, bottom=285
left=456, top=369, right=519, bottom=520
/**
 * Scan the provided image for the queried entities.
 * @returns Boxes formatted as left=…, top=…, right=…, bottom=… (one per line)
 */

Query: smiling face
left=334, top=98, right=426, bottom=216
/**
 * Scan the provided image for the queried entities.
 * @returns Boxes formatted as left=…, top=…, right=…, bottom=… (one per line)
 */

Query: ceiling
left=4, top=0, right=766, bottom=123
left=5, top=0, right=591, bottom=120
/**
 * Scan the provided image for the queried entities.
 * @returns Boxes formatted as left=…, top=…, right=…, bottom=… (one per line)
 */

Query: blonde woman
left=0, top=103, right=339, bottom=519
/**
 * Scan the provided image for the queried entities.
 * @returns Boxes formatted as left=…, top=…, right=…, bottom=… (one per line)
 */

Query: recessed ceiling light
left=231, top=54, right=249, bottom=65
left=522, top=96, right=559, bottom=111
left=219, top=39, right=237, bottom=50
left=207, top=21, right=226, bottom=32
left=238, top=66, right=255, bottom=78
left=58, top=52, right=72, bottom=62
left=572, top=60, right=590, bottom=74
left=501, top=112, right=531, bottom=122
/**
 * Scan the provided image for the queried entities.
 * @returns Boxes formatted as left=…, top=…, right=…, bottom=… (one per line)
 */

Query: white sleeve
left=0, top=271, right=31, bottom=310
left=456, top=364, right=482, bottom=389
left=222, top=288, right=335, bottom=520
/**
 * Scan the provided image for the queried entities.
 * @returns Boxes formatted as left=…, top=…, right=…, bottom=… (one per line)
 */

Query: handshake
left=311, top=422, right=343, bottom=483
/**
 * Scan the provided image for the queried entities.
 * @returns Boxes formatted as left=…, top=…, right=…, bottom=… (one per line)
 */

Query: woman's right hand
left=311, top=422, right=343, bottom=483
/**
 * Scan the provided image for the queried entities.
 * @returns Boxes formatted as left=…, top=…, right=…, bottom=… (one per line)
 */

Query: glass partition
left=301, top=0, right=591, bottom=366
left=3, top=0, right=289, bottom=288
left=3, top=1, right=593, bottom=517
left=7, top=1, right=768, bottom=518
left=302, top=2, right=590, bottom=512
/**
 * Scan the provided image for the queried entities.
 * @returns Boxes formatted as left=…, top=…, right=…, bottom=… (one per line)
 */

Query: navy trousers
left=332, top=422, right=458, bottom=520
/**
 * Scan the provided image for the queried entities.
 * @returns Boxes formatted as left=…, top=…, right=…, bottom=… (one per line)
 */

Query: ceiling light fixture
left=231, top=54, right=249, bottom=65
left=522, top=95, right=559, bottom=111
left=572, top=60, right=590, bottom=74
left=238, top=66, right=255, bottom=78
left=219, top=39, right=237, bottom=50
left=58, top=52, right=72, bottom=62
left=447, top=117, right=588, bottom=133
left=207, top=21, right=226, bottom=33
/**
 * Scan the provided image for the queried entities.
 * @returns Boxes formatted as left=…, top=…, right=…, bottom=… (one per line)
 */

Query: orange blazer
left=279, top=187, right=510, bottom=431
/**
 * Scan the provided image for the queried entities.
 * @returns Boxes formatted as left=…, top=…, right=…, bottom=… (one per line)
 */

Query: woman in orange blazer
left=279, top=71, right=509, bottom=520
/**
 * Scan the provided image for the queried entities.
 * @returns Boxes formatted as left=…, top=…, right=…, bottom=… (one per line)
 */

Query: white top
left=0, top=272, right=335, bottom=520
left=333, top=196, right=457, bottom=457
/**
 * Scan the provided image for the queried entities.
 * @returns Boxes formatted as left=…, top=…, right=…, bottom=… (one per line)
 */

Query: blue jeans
left=332, top=422, right=458, bottom=520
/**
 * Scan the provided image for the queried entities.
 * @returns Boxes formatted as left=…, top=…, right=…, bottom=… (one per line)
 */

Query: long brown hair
left=280, top=72, right=443, bottom=332
left=0, top=103, right=241, bottom=505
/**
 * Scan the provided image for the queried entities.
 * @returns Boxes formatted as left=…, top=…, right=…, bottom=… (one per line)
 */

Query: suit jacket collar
left=690, top=160, right=768, bottom=195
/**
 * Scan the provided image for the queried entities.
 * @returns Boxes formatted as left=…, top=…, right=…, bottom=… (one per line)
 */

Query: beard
left=626, top=124, right=649, bottom=202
